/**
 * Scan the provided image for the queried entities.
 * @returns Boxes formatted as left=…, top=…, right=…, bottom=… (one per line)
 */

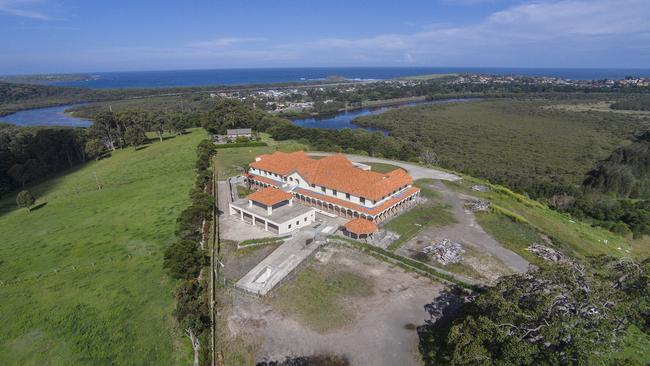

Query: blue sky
left=1, top=0, right=649, bottom=74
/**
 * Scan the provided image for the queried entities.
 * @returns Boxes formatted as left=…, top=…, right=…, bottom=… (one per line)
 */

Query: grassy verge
left=386, top=179, right=456, bottom=251
left=475, top=211, right=545, bottom=265
left=238, top=236, right=289, bottom=248
left=0, top=128, right=207, bottom=365
left=442, top=177, right=641, bottom=259
left=268, top=263, right=373, bottom=333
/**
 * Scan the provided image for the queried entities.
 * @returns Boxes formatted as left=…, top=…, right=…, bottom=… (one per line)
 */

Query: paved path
left=308, top=152, right=461, bottom=181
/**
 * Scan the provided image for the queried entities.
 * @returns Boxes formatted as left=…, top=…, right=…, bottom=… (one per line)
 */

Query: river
left=291, top=98, right=475, bottom=131
left=1, top=98, right=474, bottom=131
left=0, top=104, right=91, bottom=127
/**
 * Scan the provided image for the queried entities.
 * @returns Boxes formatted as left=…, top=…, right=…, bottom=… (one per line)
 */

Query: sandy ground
left=224, top=246, right=443, bottom=365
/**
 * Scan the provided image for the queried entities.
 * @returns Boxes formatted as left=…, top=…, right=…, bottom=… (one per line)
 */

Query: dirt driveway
left=396, top=181, right=529, bottom=282
left=223, top=246, right=443, bottom=365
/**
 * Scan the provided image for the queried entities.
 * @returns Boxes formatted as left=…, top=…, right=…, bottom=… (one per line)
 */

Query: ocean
left=49, top=67, right=650, bottom=89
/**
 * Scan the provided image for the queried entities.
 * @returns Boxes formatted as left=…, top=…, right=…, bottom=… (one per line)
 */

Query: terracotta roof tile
left=247, top=187, right=292, bottom=206
left=249, top=151, right=413, bottom=200
left=345, top=218, right=378, bottom=234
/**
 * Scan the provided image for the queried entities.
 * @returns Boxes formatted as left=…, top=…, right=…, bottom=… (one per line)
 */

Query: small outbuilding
left=229, top=187, right=315, bottom=235
left=343, top=218, right=378, bottom=240
left=226, top=128, right=252, bottom=141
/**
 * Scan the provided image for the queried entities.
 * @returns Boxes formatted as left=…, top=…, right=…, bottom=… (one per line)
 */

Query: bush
left=163, top=240, right=204, bottom=279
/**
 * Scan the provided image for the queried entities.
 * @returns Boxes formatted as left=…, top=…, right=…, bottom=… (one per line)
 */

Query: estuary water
left=0, top=104, right=91, bottom=127
left=291, top=98, right=475, bottom=130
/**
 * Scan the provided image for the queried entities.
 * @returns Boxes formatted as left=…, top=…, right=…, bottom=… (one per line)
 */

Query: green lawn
left=268, top=263, right=373, bottom=333
left=360, top=162, right=402, bottom=173
left=386, top=179, right=456, bottom=251
left=0, top=128, right=207, bottom=365
left=213, top=137, right=307, bottom=178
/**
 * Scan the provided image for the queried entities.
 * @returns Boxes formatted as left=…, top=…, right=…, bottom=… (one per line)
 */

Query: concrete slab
left=236, top=230, right=323, bottom=295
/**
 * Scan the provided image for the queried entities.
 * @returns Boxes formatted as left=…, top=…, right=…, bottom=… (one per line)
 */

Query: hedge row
left=163, top=139, right=216, bottom=365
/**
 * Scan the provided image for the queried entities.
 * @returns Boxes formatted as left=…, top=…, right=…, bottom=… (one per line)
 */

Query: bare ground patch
left=218, top=246, right=442, bottom=366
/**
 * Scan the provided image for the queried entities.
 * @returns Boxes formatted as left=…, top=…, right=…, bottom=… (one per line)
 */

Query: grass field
left=360, top=162, right=402, bottom=173
left=0, top=128, right=207, bottom=365
left=386, top=179, right=456, bottom=251
left=355, top=99, right=650, bottom=196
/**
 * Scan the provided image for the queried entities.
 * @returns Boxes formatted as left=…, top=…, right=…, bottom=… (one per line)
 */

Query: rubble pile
left=423, top=239, right=465, bottom=265
left=465, top=199, right=491, bottom=212
left=471, top=184, right=489, bottom=192
left=526, top=243, right=571, bottom=263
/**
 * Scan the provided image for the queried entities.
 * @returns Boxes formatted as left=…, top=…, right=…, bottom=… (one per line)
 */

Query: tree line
left=0, top=110, right=194, bottom=198
left=163, top=139, right=216, bottom=366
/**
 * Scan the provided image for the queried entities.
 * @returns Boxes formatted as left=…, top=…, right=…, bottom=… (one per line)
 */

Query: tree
left=85, top=139, right=108, bottom=160
left=154, top=113, right=167, bottom=142
left=419, top=148, right=439, bottom=166
left=163, top=240, right=204, bottom=280
left=418, top=257, right=649, bottom=365
left=124, top=126, right=147, bottom=150
left=202, top=99, right=255, bottom=134
left=16, top=190, right=35, bottom=211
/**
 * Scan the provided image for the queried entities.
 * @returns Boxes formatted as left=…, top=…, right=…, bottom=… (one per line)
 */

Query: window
left=360, top=197, right=366, bottom=204
left=296, top=220, right=299, bottom=225
left=346, top=193, right=350, bottom=199
left=304, top=217, right=308, bottom=222
left=288, top=224, right=292, bottom=229
left=333, top=190, right=337, bottom=196
left=321, top=186, right=326, bottom=193
left=311, top=183, right=315, bottom=188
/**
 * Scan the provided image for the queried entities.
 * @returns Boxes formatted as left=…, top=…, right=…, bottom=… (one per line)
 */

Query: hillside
left=0, top=128, right=207, bottom=365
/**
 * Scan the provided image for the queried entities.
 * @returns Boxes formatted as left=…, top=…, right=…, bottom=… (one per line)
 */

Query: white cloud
left=187, top=37, right=266, bottom=49
left=0, top=0, right=59, bottom=20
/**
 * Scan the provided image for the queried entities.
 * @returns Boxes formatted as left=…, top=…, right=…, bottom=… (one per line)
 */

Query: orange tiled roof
left=249, top=151, right=413, bottom=200
left=345, top=218, right=378, bottom=234
left=294, top=186, right=420, bottom=216
left=247, top=173, right=280, bottom=187
left=247, top=187, right=292, bottom=206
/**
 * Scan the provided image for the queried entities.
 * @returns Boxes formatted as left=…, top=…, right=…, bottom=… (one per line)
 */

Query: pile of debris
left=465, top=199, right=491, bottom=212
left=423, top=239, right=465, bottom=265
left=526, top=243, right=571, bottom=264
left=471, top=184, right=489, bottom=192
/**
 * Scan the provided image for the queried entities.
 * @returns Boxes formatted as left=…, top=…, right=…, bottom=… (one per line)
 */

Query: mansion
left=245, top=151, right=420, bottom=233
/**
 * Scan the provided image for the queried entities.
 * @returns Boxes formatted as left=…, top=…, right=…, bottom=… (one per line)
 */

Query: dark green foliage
left=84, top=138, right=108, bottom=160
left=611, top=95, right=650, bottom=111
left=569, top=196, right=650, bottom=238
left=15, top=189, right=35, bottom=210
left=0, top=124, right=88, bottom=196
left=584, top=131, right=650, bottom=199
left=163, top=240, right=204, bottom=279
left=419, top=257, right=649, bottom=365
left=124, top=126, right=147, bottom=150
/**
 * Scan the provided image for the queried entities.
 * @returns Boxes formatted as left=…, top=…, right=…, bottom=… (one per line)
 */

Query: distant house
left=226, top=128, right=252, bottom=141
